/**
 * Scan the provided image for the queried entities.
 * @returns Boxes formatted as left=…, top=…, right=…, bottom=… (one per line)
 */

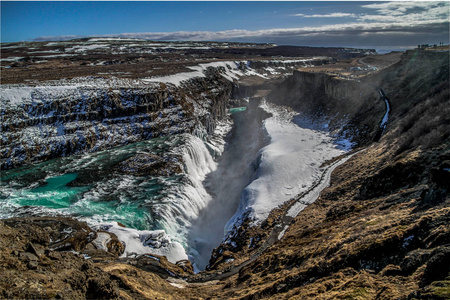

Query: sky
left=1, top=1, right=449, bottom=50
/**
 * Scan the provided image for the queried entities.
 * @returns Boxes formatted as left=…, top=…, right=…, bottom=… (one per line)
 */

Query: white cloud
left=100, top=18, right=446, bottom=41
left=360, top=1, right=449, bottom=22
left=361, top=1, right=444, bottom=15
left=294, top=13, right=356, bottom=18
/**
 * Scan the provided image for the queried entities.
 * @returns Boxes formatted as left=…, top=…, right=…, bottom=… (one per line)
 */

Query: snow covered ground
left=143, top=61, right=265, bottom=86
left=91, top=222, right=188, bottom=263
left=225, top=100, right=350, bottom=232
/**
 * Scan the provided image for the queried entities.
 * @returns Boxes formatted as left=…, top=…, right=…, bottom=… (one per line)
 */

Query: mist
left=187, top=99, right=271, bottom=270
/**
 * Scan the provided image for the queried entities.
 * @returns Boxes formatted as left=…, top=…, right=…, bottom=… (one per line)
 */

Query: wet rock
left=115, top=153, right=183, bottom=176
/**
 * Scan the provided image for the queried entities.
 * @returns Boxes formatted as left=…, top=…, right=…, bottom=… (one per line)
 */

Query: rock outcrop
left=0, top=217, right=199, bottom=299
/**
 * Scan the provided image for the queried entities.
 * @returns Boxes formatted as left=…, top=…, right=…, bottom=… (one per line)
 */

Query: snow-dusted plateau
left=1, top=39, right=449, bottom=299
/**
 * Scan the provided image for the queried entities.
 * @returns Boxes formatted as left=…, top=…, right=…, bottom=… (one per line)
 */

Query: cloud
left=32, top=1, right=449, bottom=48
left=33, top=20, right=449, bottom=48
left=361, top=1, right=444, bottom=16
left=359, top=1, right=449, bottom=23
left=294, top=13, right=356, bottom=18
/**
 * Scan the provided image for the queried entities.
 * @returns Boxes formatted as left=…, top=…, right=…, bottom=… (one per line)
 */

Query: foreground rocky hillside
left=1, top=43, right=448, bottom=299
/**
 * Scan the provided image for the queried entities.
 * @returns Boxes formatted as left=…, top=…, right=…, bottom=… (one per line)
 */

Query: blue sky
left=1, top=1, right=449, bottom=50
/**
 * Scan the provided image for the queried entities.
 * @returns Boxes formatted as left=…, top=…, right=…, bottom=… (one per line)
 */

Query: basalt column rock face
left=1, top=69, right=233, bottom=170
left=267, top=70, right=382, bottom=147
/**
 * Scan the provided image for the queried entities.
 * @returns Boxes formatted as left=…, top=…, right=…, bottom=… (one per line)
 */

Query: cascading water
left=187, top=99, right=271, bottom=270
left=154, top=134, right=217, bottom=241
left=0, top=130, right=224, bottom=263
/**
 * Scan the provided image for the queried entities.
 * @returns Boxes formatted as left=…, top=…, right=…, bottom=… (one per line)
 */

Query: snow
left=91, top=232, right=112, bottom=251
left=141, top=58, right=326, bottom=87
left=380, top=95, right=390, bottom=130
left=278, top=225, right=289, bottom=240
left=258, top=58, right=328, bottom=64
left=402, top=234, right=414, bottom=248
left=0, top=86, right=79, bottom=106
left=0, top=56, right=23, bottom=62
left=90, top=222, right=188, bottom=263
left=89, top=38, right=144, bottom=42
left=143, top=61, right=243, bottom=86
left=142, top=61, right=270, bottom=86
left=225, top=100, right=347, bottom=231
left=38, top=54, right=75, bottom=58
left=65, top=44, right=109, bottom=52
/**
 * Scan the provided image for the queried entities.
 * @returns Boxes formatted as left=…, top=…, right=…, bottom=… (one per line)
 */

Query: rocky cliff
left=1, top=69, right=232, bottom=170
left=267, top=70, right=383, bottom=147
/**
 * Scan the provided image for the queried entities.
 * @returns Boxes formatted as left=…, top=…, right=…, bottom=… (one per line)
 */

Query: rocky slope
left=199, top=49, right=450, bottom=299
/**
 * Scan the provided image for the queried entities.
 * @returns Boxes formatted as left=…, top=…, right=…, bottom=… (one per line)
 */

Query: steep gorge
left=1, top=49, right=449, bottom=299
left=199, top=49, right=450, bottom=299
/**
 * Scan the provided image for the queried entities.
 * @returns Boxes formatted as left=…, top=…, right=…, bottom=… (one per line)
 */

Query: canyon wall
left=0, top=69, right=232, bottom=170
left=267, top=70, right=383, bottom=146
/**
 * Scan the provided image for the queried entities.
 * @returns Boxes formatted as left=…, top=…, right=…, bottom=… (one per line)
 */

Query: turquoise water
left=0, top=135, right=185, bottom=231
left=229, top=107, right=247, bottom=114
left=15, top=173, right=89, bottom=209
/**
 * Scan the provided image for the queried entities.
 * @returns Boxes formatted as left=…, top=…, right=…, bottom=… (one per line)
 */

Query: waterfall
left=157, top=134, right=217, bottom=239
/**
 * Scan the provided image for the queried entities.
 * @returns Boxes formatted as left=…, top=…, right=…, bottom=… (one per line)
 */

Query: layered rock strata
left=1, top=69, right=232, bottom=170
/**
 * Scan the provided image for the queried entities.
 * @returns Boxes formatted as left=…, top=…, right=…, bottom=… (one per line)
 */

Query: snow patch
left=0, top=56, right=23, bottom=62
left=91, top=222, right=188, bottom=264
left=66, top=44, right=109, bottom=52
